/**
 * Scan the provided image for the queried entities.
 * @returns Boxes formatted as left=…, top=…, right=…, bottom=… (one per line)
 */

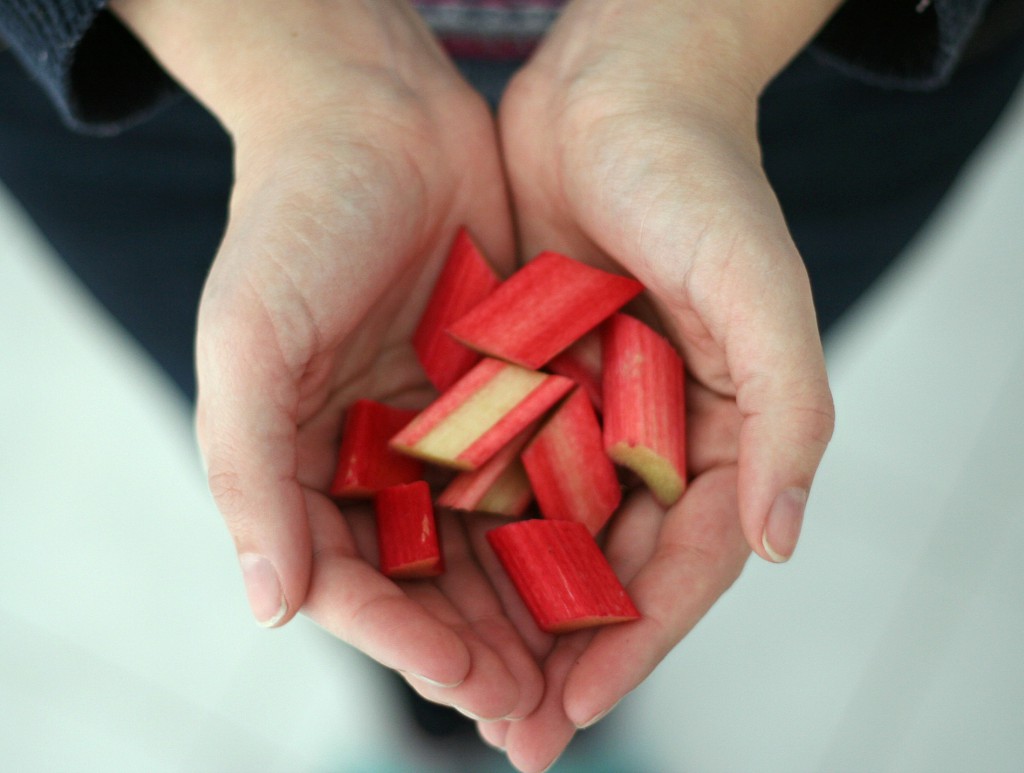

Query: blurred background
left=2, top=79, right=1023, bottom=772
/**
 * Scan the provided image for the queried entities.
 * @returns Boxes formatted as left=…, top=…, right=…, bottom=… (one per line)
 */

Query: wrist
left=109, top=0, right=459, bottom=136
left=529, top=0, right=845, bottom=108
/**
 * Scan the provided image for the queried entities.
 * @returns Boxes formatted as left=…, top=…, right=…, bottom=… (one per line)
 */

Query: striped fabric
left=413, top=0, right=565, bottom=57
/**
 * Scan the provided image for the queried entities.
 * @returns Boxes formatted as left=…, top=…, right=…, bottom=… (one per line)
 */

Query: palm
left=489, top=62, right=830, bottom=769
left=195, top=78, right=546, bottom=719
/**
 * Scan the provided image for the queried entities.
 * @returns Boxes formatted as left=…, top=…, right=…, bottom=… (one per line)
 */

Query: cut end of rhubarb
left=602, top=313, right=687, bottom=508
left=384, top=557, right=445, bottom=581
left=607, top=441, right=686, bottom=507
left=544, top=613, right=641, bottom=635
left=375, top=481, right=444, bottom=580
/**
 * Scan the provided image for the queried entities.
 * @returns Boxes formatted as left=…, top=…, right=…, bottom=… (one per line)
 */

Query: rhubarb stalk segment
left=546, top=330, right=604, bottom=412
left=521, top=389, right=621, bottom=534
left=487, top=519, right=639, bottom=634
left=329, top=400, right=424, bottom=498
left=412, top=228, right=501, bottom=391
left=437, top=424, right=536, bottom=517
left=602, top=313, right=687, bottom=507
left=375, top=481, right=443, bottom=579
left=447, top=251, right=644, bottom=369
left=390, top=357, right=574, bottom=470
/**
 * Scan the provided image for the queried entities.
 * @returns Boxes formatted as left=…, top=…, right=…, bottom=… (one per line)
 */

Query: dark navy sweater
left=0, top=0, right=1013, bottom=134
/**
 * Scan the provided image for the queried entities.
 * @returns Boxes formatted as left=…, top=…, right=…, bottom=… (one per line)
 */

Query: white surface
left=2, top=83, right=1024, bottom=772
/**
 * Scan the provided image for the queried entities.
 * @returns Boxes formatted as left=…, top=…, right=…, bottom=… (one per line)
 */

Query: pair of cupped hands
left=114, top=1, right=837, bottom=770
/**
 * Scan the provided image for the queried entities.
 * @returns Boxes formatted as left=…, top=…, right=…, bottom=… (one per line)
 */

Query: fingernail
left=240, top=553, right=287, bottom=627
left=577, top=701, right=617, bottom=729
left=762, top=487, right=808, bottom=563
left=455, top=706, right=488, bottom=722
left=404, top=670, right=464, bottom=689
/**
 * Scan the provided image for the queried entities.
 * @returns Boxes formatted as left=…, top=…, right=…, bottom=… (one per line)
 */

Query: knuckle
left=206, top=466, right=248, bottom=528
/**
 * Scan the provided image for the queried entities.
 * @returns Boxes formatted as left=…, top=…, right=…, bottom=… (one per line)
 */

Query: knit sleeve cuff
left=811, top=0, right=991, bottom=89
left=1, top=1, right=179, bottom=134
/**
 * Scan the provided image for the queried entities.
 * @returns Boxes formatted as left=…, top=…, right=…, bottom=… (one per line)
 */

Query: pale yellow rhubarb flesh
left=390, top=357, right=573, bottom=469
left=602, top=314, right=687, bottom=507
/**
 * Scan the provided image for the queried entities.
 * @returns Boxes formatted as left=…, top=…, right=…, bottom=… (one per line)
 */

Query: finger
left=393, top=519, right=525, bottom=720
left=195, top=294, right=313, bottom=627
left=465, top=516, right=556, bottom=659
left=477, top=718, right=511, bottom=752
left=400, top=579, right=523, bottom=721
left=562, top=465, right=749, bottom=728
left=433, top=512, right=545, bottom=719
left=600, top=488, right=667, bottom=586
left=400, top=630, right=518, bottom=721
left=301, top=494, right=471, bottom=687
left=714, top=247, right=835, bottom=562
left=504, top=633, right=592, bottom=773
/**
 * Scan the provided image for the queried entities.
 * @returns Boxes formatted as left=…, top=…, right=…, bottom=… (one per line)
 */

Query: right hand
left=113, top=0, right=545, bottom=722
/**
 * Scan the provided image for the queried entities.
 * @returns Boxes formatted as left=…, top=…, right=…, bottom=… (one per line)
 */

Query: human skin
left=112, top=0, right=545, bottom=722
left=111, top=1, right=838, bottom=770
left=486, top=1, right=840, bottom=768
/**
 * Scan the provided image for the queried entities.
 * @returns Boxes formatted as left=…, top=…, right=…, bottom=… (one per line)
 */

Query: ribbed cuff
left=1, top=1, right=179, bottom=134
left=812, top=0, right=991, bottom=90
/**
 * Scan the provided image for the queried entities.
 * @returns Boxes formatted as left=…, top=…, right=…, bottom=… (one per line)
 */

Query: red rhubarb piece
left=546, top=329, right=604, bottom=412
left=390, top=357, right=574, bottom=470
left=447, top=251, right=644, bottom=369
left=437, top=424, right=536, bottom=517
left=413, top=228, right=502, bottom=391
left=329, top=399, right=424, bottom=498
left=487, top=519, right=640, bottom=634
left=521, top=389, right=621, bottom=534
left=375, top=481, right=443, bottom=579
left=602, top=313, right=687, bottom=507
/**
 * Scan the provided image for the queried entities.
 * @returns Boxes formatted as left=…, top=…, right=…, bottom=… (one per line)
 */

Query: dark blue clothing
left=2, top=2, right=1024, bottom=401
left=0, top=1, right=1016, bottom=132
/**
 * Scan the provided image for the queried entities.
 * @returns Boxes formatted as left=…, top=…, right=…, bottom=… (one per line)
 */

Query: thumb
left=726, top=253, right=835, bottom=563
left=195, top=289, right=313, bottom=627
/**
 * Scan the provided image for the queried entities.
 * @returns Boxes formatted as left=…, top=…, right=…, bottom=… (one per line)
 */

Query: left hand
left=487, top=1, right=839, bottom=768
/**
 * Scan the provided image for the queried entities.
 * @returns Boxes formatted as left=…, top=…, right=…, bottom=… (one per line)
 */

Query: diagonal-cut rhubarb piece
left=473, top=460, right=533, bottom=517
left=437, top=423, right=536, bottom=517
left=375, top=481, right=444, bottom=579
left=329, top=399, right=424, bottom=498
left=413, top=228, right=502, bottom=391
left=447, top=251, right=644, bottom=369
left=390, top=357, right=574, bottom=470
left=521, top=389, right=621, bottom=534
left=487, top=519, right=640, bottom=634
left=602, top=313, right=687, bottom=507
left=546, top=329, right=604, bottom=412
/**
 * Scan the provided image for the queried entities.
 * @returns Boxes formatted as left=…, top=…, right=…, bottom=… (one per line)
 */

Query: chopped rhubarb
left=413, top=228, right=502, bottom=391
left=546, top=329, right=604, bottom=412
left=390, top=357, right=573, bottom=470
left=329, top=399, right=424, bottom=498
left=437, top=424, right=536, bottom=517
left=487, top=519, right=640, bottom=634
left=447, top=251, right=644, bottom=369
left=602, top=313, right=687, bottom=507
left=521, top=389, right=621, bottom=534
left=375, top=481, right=443, bottom=579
